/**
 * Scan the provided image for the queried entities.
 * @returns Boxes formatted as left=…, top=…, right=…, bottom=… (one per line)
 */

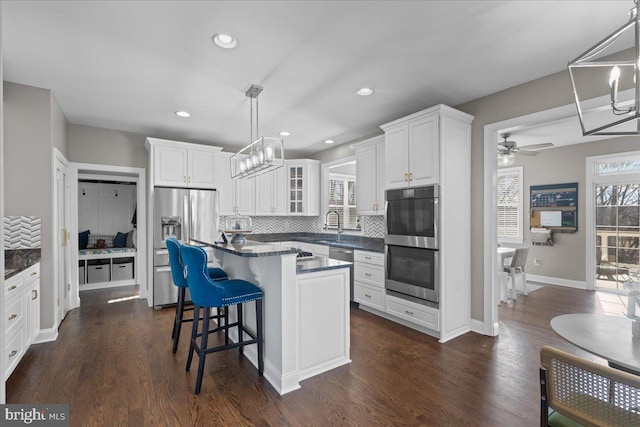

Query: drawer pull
left=364, top=273, right=372, bottom=277
left=9, top=350, right=17, bottom=358
left=31, top=271, right=37, bottom=276
left=405, top=310, right=414, bottom=315
left=365, top=256, right=372, bottom=260
left=8, top=285, right=17, bottom=291
left=9, top=314, right=17, bottom=321
left=364, top=294, right=372, bottom=298
left=32, top=290, right=38, bottom=300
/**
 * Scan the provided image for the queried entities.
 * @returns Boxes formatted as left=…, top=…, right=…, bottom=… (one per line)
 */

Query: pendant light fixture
left=230, top=84, right=285, bottom=179
left=568, top=0, right=640, bottom=135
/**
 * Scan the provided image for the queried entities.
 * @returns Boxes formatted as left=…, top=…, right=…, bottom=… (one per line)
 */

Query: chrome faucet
left=324, top=210, right=343, bottom=241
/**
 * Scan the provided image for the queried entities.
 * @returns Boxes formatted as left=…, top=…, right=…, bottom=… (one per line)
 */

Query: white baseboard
left=33, top=327, right=58, bottom=344
left=470, top=319, right=485, bottom=334
left=527, top=274, right=587, bottom=290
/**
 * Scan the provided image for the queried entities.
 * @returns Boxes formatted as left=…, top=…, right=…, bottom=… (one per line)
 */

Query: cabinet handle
left=184, top=176, right=187, bottom=183
left=31, top=271, right=37, bottom=277
left=365, top=273, right=372, bottom=277
left=189, top=176, right=192, bottom=184
left=364, top=294, right=372, bottom=298
left=404, top=173, right=408, bottom=182
left=405, top=310, right=414, bottom=315
left=409, top=172, right=413, bottom=182
left=365, top=256, right=372, bottom=260
left=9, top=314, right=17, bottom=321
left=32, top=290, right=38, bottom=300
left=8, top=285, right=17, bottom=291
left=9, top=350, right=17, bottom=358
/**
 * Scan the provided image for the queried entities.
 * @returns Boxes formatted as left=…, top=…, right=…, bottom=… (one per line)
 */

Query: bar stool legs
left=186, top=301, right=264, bottom=395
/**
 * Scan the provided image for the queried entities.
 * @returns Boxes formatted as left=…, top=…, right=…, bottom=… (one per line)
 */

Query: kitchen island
left=202, top=239, right=352, bottom=395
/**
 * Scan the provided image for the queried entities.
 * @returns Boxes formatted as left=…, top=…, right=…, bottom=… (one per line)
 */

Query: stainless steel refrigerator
left=153, top=187, right=219, bottom=307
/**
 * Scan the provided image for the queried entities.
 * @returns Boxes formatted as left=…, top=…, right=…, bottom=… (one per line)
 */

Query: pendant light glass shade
left=568, top=1, right=640, bottom=135
left=497, top=153, right=515, bottom=168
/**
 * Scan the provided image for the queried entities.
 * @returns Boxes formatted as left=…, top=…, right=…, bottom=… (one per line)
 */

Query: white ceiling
left=2, top=1, right=634, bottom=156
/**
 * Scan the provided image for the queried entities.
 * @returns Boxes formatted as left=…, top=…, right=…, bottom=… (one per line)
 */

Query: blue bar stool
left=166, top=237, right=229, bottom=354
left=181, top=244, right=264, bottom=395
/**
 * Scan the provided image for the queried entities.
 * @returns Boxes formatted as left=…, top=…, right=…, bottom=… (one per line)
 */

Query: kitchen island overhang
left=200, top=239, right=352, bottom=395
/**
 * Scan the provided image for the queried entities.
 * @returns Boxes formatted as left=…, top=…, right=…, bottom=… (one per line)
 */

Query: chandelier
left=568, top=0, right=640, bottom=135
left=230, top=84, right=284, bottom=179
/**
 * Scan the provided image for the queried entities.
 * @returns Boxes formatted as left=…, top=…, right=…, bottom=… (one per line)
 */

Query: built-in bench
left=79, top=234, right=137, bottom=290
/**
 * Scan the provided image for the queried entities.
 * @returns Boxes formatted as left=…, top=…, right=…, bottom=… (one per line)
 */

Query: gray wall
left=4, top=81, right=67, bottom=331
left=505, top=136, right=640, bottom=282
left=67, top=124, right=147, bottom=168
left=51, top=94, right=68, bottom=156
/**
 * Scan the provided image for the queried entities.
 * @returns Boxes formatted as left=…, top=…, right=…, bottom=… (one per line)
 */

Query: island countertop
left=199, top=240, right=299, bottom=257
left=296, top=256, right=352, bottom=274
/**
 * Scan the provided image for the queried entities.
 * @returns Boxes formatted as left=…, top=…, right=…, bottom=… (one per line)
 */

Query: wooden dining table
left=550, top=313, right=640, bottom=375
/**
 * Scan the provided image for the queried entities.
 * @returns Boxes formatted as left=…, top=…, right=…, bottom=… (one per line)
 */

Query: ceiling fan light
left=497, top=153, right=515, bottom=167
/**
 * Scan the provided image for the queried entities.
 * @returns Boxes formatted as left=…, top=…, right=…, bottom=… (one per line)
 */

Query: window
left=497, top=166, right=523, bottom=244
left=328, top=173, right=357, bottom=229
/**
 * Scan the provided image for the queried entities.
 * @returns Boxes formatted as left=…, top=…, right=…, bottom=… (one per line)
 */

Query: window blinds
left=497, top=167, right=522, bottom=241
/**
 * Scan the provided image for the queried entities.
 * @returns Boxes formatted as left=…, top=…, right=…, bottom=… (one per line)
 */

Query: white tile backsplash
left=4, top=216, right=42, bottom=249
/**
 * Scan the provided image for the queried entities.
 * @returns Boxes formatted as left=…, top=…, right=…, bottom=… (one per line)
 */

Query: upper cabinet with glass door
left=286, top=159, right=320, bottom=216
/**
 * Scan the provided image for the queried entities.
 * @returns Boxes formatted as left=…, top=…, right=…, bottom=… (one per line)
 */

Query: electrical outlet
left=534, top=258, right=541, bottom=266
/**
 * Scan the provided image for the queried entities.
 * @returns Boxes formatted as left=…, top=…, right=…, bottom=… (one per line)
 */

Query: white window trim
left=586, top=150, right=640, bottom=291
left=328, top=172, right=357, bottom=230
left=497, top=166, right=524, bottom=245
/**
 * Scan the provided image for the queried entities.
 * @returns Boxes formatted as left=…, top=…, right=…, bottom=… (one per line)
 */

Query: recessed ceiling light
left=324, top=139, right=334, bottom=144
left=212, top=33, right=237, bottom=49
left=356, top=87, right=374, bottom=96
left=279, top=131, right=290, bottom=136
left=175, top=111, right=191, bottom=118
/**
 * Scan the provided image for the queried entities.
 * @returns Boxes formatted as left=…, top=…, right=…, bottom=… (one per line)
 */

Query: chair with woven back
left=540, top=346, right=640, bottom=427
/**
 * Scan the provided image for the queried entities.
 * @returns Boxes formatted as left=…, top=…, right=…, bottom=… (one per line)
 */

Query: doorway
left=53, top=149, right=72, bottom=327
left=69, top=163, right=148, bottom=305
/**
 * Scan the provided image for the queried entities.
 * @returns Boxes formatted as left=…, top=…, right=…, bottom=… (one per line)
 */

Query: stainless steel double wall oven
left=385, top=185, right=439, bottom=304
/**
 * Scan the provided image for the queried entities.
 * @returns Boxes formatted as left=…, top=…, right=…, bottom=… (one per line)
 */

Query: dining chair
left=166, top=237, right=229, bottom=354
left=504, top=247, right=529, bottom=301
left=539, top=346, right=640, bottom=427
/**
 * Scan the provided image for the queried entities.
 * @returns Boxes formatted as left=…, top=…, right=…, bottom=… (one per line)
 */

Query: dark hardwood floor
left=7, top=284, right=606, bottom=426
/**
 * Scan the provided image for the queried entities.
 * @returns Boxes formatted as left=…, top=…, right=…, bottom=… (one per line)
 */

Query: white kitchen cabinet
left=354, top=250, right=385, bottom=311
left=286, top=159, right=320, bottom=216
left=255, top=167, right=286, bottom=216
left=4, top=262, right=40, bottom=380
left=24, top=266, right=40, bottom=348
left=146, top=138, right=223, bottom=189
left=214, top=152, right=256, bottom=216
left=381, top=110, right=438, bottom=189
left=381, top=104, right=474, bottom=343
left=353, top=135, right=385, bottom=215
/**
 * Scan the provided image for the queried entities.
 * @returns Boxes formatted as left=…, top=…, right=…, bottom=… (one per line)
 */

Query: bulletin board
left=530, top=183, right=578, bottom=232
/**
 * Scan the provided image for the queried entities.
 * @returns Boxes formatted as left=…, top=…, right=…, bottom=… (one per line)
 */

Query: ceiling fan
left=497, top=133, right=553, bottom=157
left=497, top=133, right=554, bottom=167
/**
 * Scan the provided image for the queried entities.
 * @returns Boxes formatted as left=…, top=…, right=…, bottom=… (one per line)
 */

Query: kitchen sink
left=312, top=240, right=359, bottom=248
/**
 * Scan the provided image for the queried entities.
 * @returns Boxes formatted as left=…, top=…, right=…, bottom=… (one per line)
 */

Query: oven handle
left=384, top=200, right=389, bottom=236
left=433, top=197, right=439, bottom=248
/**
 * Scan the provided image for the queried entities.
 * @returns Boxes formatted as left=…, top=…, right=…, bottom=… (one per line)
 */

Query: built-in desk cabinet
left=353, top=135, right=385, bottom=215
left=147, top=138, right=223, bottom=189
left=4, top=262, right=40, bottom=380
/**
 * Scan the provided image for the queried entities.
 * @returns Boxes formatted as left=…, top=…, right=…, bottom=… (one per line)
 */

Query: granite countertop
left=206, top=240, right=299, bottom=257
left=296, top=256, right=352, bottom=274
left=252, top=233, right=384, bottom=253
left=5, top=248, right=41, bottom=280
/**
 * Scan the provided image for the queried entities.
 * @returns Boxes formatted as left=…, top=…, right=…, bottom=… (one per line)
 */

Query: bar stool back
left=166, top=237, right=228, bottom=353
left=181, top=244, right=264, bottom=394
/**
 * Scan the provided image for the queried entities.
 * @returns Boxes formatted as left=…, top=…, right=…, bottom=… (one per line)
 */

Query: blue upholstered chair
left=166, top=238, right=229, bottom=354
left=181, top=244, right=264, bottom=395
